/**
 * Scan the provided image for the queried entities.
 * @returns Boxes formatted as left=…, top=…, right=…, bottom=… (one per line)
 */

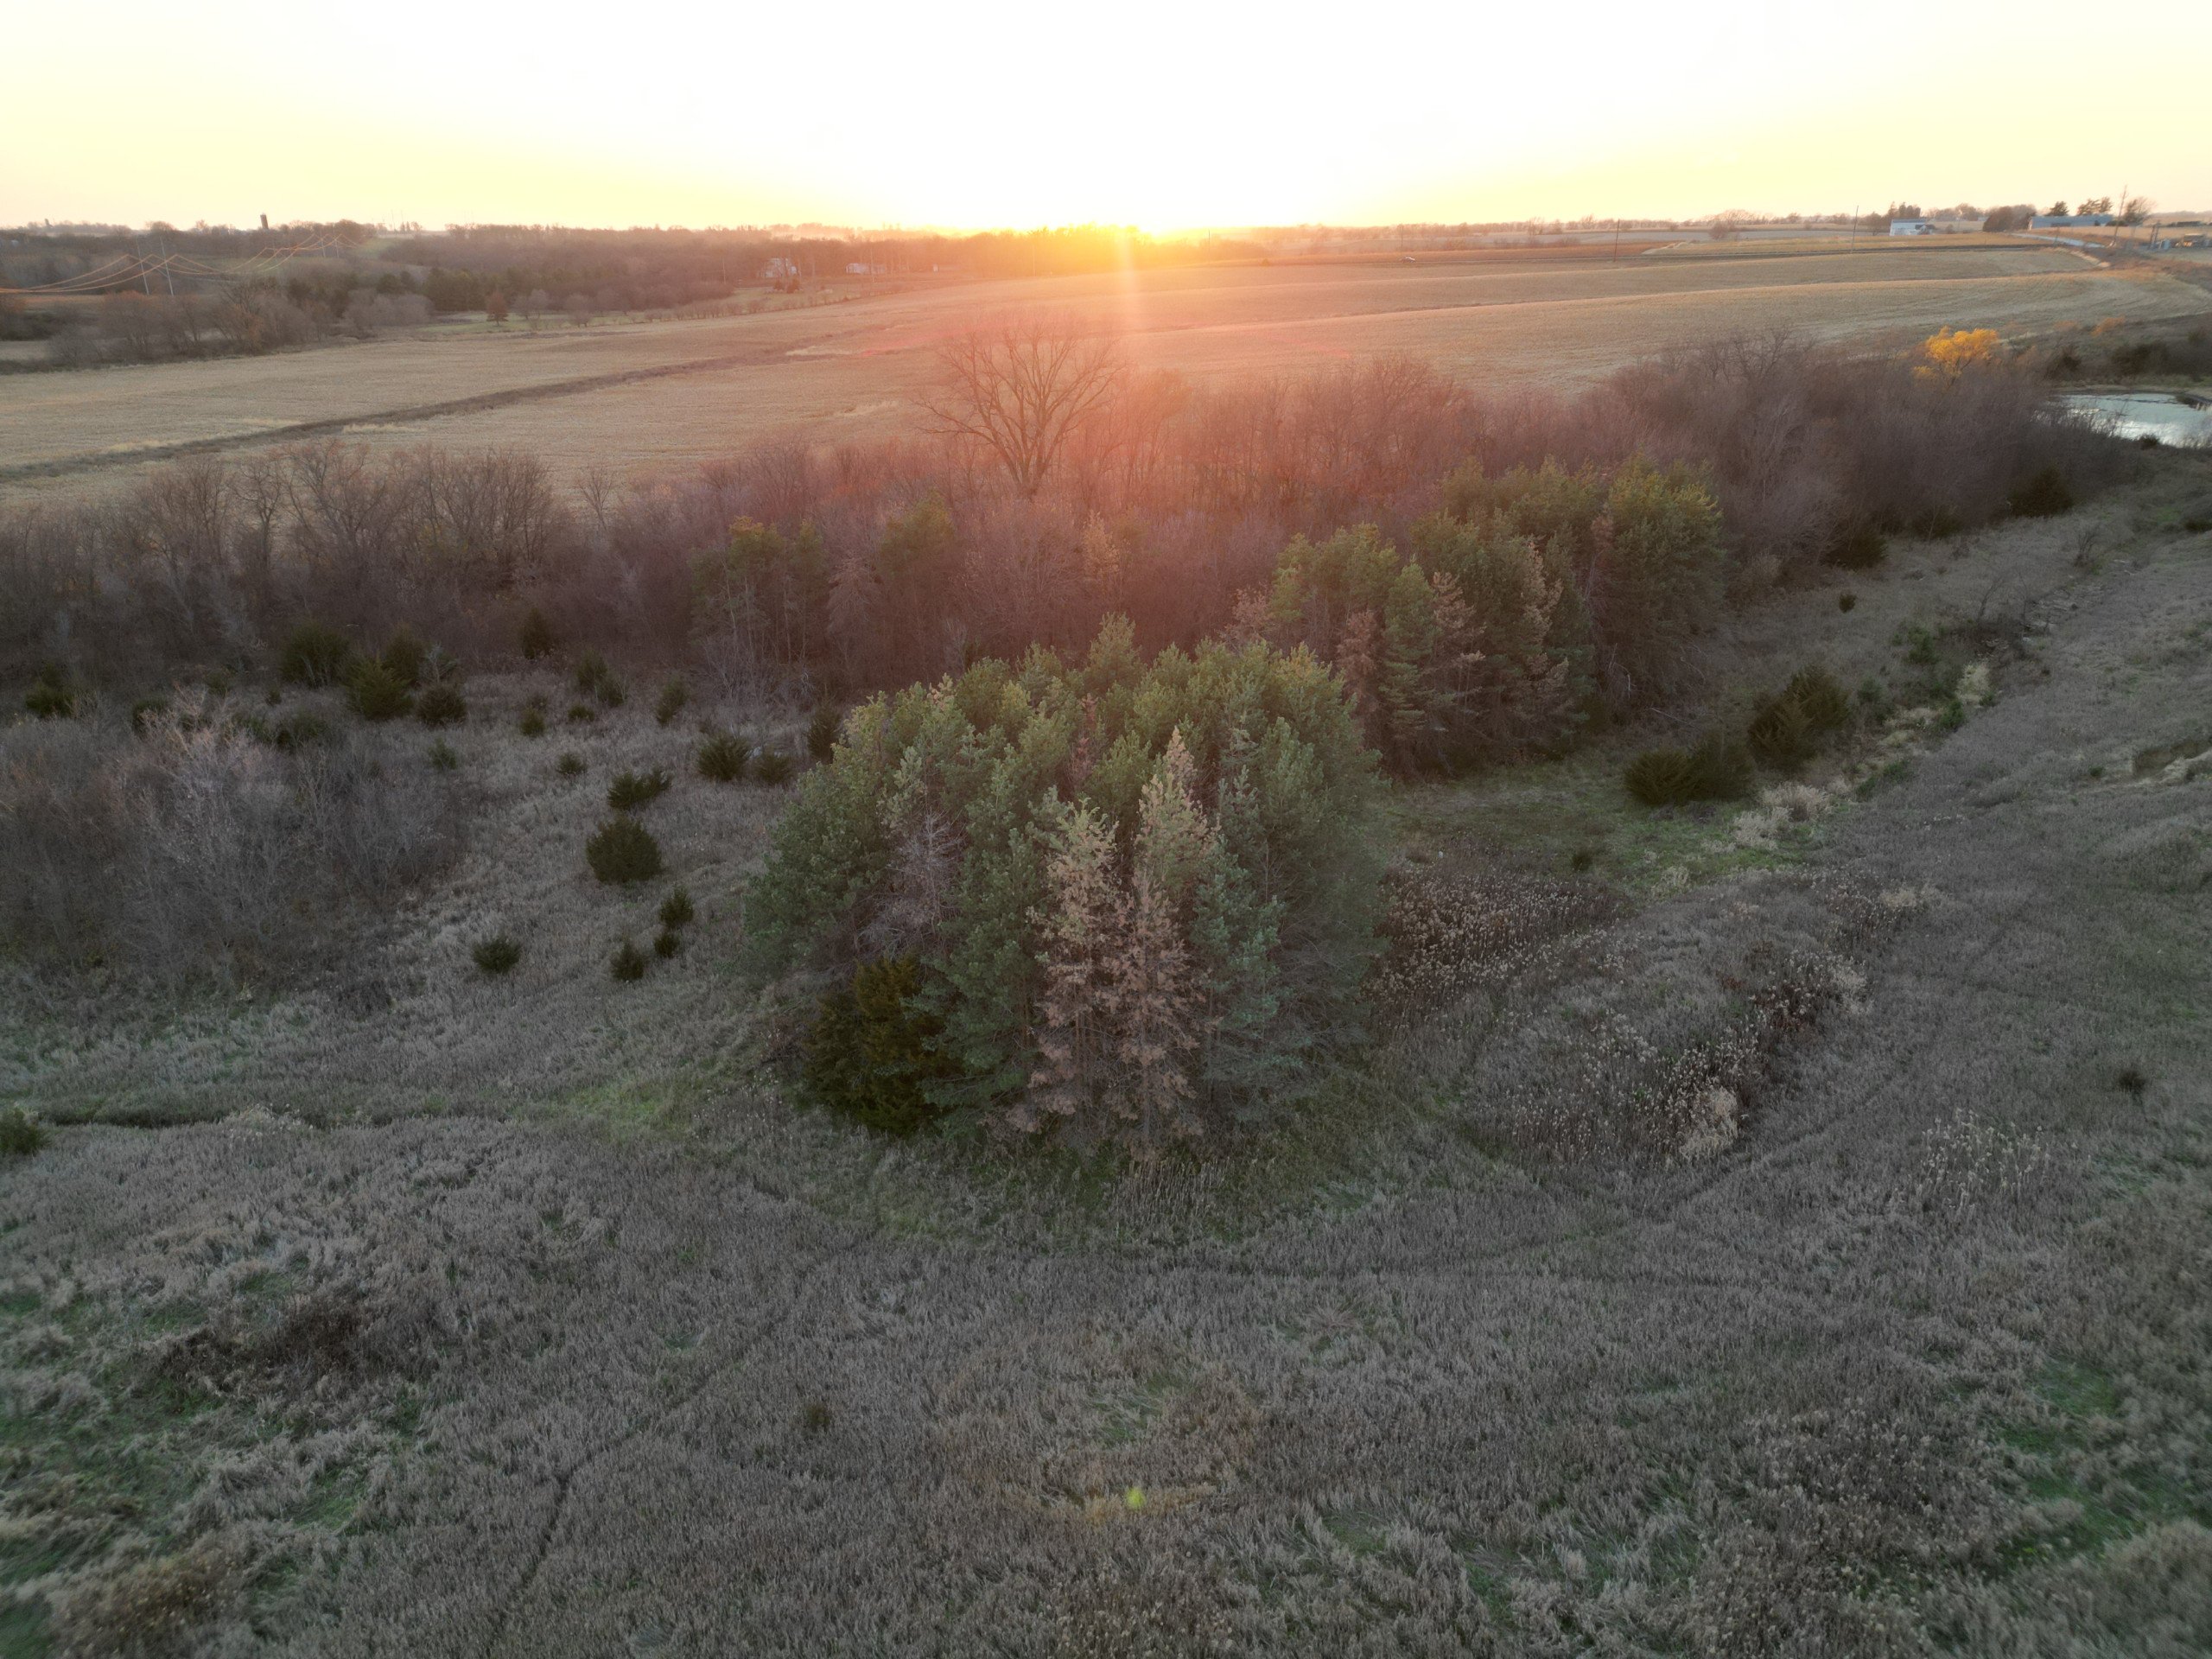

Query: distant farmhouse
left=1888, top=219, right=1935, bottom=236
left=2031, top=213, right=2116, bottom=229
left=762, top=256, right=800, bottom=282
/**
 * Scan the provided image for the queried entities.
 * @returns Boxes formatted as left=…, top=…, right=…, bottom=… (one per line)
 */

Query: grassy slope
left=1, top=460, right=2209, bottom=1653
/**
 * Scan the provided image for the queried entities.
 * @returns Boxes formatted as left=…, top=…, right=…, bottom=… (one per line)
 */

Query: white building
left=2030, top=213, right=2115, bottom=230
left=1888, top=219, right=1935, bottom=236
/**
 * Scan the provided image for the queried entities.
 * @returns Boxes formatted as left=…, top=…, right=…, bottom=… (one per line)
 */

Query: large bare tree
left=917, top=313, right=1122, bottom=496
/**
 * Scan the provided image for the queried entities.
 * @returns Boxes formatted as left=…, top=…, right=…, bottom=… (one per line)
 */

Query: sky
left=5, top=0, right=2209, bottom=232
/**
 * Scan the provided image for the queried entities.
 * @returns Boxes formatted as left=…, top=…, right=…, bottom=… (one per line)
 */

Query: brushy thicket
left=749, top=620, right=1382, bottom=1155
left=0, top=690, right=461, bottom=982
left=0, top=339, right=2116, bottom=707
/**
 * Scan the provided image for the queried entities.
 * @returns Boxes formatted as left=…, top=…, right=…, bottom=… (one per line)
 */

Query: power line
left=0, top=227, right=358, bottom=296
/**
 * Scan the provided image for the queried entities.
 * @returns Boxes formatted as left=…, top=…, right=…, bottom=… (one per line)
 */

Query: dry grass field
left=3, top=448, right=2209, bottom=1654
left=3, top=242, right=2203, bottom=506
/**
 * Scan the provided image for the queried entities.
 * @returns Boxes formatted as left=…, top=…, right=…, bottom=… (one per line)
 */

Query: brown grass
left=0, top=393, right=2207, bottom=1656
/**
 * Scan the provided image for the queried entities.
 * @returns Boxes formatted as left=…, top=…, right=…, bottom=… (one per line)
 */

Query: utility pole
left=1612, top=216, right=1621, bottom=263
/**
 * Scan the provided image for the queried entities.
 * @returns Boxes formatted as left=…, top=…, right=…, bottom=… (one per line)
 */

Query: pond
left=2062, top=391, right=2212, bottom=447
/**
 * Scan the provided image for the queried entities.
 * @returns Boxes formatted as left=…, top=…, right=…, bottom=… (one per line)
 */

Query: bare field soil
left=3, top=467, right=2209, bottom=1654
left=3, top=244, right=2203, bottom=505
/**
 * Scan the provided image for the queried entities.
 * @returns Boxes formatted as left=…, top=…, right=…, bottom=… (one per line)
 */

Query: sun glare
left=3, top=0, right=2205, bottom=227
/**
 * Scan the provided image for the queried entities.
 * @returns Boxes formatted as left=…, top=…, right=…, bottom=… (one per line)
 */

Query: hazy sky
left=7, top=0, right=2208, bottom=230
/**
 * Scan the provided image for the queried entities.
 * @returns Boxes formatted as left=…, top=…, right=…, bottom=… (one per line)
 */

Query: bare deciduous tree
left=918, top=314, right=1122, bottom=496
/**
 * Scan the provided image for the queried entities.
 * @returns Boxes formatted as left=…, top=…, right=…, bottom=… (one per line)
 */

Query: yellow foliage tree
left=1916, top=327, right=2002, bottom=382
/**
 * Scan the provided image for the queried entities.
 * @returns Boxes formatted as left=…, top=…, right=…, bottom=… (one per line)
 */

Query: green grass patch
left=1092, top=1366, right=1195, bottom=1448
left=1389, top=747, right=1799, bottom=896
left=1992, top=1357, right=2212, bottom=1573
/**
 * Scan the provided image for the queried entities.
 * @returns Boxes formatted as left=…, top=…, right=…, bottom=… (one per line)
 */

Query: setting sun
left=6, top=0, right=2209, bottom=227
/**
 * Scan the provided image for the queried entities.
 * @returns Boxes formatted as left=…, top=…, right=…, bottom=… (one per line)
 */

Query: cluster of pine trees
left=1253, top=458, right=1726, bottom=770
left=748, top=621, right=1382, bottom=1156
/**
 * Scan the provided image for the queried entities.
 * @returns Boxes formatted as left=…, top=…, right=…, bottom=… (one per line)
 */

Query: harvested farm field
left=2, top=240, right=2202, bottom=505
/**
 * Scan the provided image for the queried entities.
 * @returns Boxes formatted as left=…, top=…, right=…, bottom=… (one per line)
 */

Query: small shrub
left=566, top=702, right=597, bottom=725
left=1747, top=691, right=1817, bottom=768
left=805, top=957, right=954, bottom=1135
left=381, top=627, right=427, bottom=687
left=609, top=938, right=647, bottom=981
left=280, top=621, right=353, bottom=686
left=1625, top=747, right=1696, bottom=806
left=658, top=887, right=695, bottom=929
left=556, top=752, right=585, bottom=777
left=2007, top=465, right=2074, bottom=518
left=575, top=650, right=626, bottom=708
left=1915, top=503, right=1967, bottom=539
left=1785, top=666, right=1853, bottom=733
left=1826, top=522, right=1888, bottom=569
left=24, top=664, right=76, bottom=719
left=427, top=739, right=459, bottom=771
left=654, top=676, right=690, bottom=727
left=653, top=927, right=683, bottom=958
left=586, top=815, right=664, bottom=884
left=696, top=730, right=749, bottom=784
left=1747, top=665, right=1852, bottom=769
left=752, top=750, right=794, bottom=786
left=1685, top=731, right=1754, bottom=799
left=265, top=687, right=282, bottom=706
left=1626, top=732, right=1753, bottom=806
left=799, top=1399, right=834, bottom=1433
left=518, top=606, right=556, bottom=660
left=0, top=1108, right=47, bottom=1157
left=416, top=682, right=467, bottom=728
left=1838, top=592, right=1858, bottom=613
left=204, top=668, right=232, bottom=696
left=270, top=711, right=329, bottom=750
left=2116, top=1065, right=2149, bottom=1096
left=518, top=699, right=547, bottom=737
left=472, top=935, right=522, bottom=975
left=806, top=702, right=845, bottom=761
left=1568, top=845, right=1599, bottom=874
left=344, top=658, right=415, bottom=721
left=130, top=695, right=171, bottom=734
left=607, top=767, right=671, bottom=810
